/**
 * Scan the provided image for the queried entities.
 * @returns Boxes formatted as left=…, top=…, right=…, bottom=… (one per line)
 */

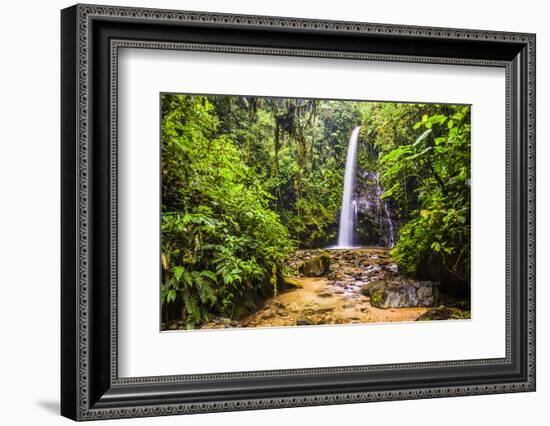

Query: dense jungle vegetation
left=161, top=94, right=471, bottom=328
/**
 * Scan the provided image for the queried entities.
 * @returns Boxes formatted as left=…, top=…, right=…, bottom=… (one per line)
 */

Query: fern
left=183, top=292, right=201, bottom=329
left=197, top=271, right=217, bottom=305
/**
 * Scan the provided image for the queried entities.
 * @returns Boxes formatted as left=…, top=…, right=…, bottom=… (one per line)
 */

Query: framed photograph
left=61, top=4, right=536, bottom=421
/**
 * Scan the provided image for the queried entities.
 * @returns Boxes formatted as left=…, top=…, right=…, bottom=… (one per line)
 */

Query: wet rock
left=416, top=284, right=433, bottom=302
left=416, top=307, right=471, bottom=321
left=284, top=277, right=303, bottom=289
left=342, top=304, right=355, bottom=309
left=361, top=280, right=386, bottom=297
left=444, top=298, right=470, bottom=310
left=368, top=280, right=439, bottom=308
left=365, top=264, right=381, bottom=273
left=384, top=263, right=399, bottom=273
left=299, top=253, right=331, bottom=277
left=326, top=271, right=338, bottom=280
left=317, top=292, right=333, bottom=298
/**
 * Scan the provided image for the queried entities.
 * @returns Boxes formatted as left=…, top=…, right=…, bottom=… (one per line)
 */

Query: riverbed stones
left=326, top=271, right=338, bottom=280
left=299, top=253, right=330, bottom=277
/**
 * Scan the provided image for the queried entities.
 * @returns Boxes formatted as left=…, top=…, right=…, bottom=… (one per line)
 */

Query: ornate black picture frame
left=61, top=4, right=536, bottom=421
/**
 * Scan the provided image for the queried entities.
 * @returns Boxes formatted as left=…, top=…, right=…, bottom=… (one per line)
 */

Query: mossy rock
left=370, top=290, right=384, bottom=307
left=416, top=306, right=471, bottom=321
left=284, top=277, right=304, bottom=289
left=360, top=280, right=386, bottom=297
left=299, top=253, right=330, bottom=277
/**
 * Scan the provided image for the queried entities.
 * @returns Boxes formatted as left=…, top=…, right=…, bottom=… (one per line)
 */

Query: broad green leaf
left=412, top=129, right=432, bottom=147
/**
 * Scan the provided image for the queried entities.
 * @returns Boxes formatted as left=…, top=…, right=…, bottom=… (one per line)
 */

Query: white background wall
left=0, top=0, right=546, bottom=424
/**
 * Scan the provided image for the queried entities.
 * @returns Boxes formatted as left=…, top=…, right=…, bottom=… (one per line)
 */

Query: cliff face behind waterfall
left=351, top=132, right=397, bottom=248
left=354, top=170, right=397, bottom=247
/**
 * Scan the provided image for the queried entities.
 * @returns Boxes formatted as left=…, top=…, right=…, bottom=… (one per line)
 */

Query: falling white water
left=337, top=126, right=361, bottom=248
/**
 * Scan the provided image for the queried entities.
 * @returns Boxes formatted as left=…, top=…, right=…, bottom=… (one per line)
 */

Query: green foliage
left=161, top=95, right=293, bottom=328
left=378, top=105, right=471, bottom=285
left=370, top=290, right=382, bottom=307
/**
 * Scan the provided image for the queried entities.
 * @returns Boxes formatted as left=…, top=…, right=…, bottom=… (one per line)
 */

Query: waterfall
left=334, top=126, right=396, bottom=249
left=337, top=126, right=361, bottom=248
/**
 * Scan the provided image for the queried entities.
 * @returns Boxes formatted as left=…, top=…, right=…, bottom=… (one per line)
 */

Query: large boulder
left=299, top=253, right=330, bottom=277
left=365, top=280, right=439, bottom=308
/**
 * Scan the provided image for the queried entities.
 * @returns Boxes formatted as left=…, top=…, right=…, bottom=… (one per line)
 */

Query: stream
left=212, top=248, right=432, bottom=329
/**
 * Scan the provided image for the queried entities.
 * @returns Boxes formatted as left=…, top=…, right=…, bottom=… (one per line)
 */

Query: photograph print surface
left=160, top=94, right=471, bottom=331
